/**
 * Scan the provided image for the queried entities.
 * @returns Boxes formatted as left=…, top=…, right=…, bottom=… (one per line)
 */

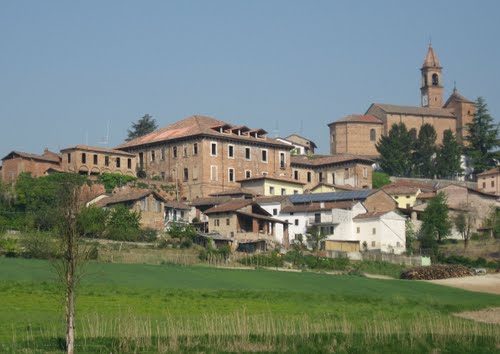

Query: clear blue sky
left=1, top=0, right=499, bottom=159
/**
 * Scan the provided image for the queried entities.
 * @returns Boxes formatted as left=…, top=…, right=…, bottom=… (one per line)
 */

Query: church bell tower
left=420, top=45, right=443, bottom=108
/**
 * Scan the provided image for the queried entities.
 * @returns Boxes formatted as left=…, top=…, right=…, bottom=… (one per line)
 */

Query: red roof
left=334, top=114, right=383, bottom=124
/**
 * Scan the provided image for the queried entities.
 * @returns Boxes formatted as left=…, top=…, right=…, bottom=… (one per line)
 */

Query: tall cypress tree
left=436, top=129, right=462, bottom=179
left=376, top=123, right=413, bottom=177
left=466, top=97, right=499, bottom=175
left=413, top=123, right=437, bottom=178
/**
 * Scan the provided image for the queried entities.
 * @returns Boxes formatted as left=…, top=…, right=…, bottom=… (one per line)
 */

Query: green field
left=1, top=257, right=499, bottom=353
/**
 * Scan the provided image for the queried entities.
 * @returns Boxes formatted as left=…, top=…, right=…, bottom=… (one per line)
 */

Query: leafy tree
left=435, top=130, right=462, bottom=179
left=482, top=206, right=500, bottom=239
left=106, top=205, right=141, bottom=241
left=376, top=123, right=413, bottom=177
left=372, top=171, right=391, bottom=189
left=77, top=206, right=109, bottom=238
left=453, top=203, right=477, bottom=250
left=419, top=192, right=452, bottom=247
left=126, top=114, right=158, bottom=142
left=413, top=123, right=437, bottom=178
left=306, top=225, right=327, bottom=252
left=405, top=219, right=417, bottom=255
left=466, top=97, right=500, bottom=175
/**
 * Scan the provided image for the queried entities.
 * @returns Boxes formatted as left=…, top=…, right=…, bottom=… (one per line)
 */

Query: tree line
left=376, top=97, right=499, bottom=179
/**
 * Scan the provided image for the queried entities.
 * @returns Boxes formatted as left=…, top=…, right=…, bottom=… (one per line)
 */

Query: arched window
left=370, top=129, right=376, bottom=141
left=432, top=73, right=439, bottom=86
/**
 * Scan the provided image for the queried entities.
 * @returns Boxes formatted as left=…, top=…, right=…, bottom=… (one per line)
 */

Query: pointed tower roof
left=443, top=87, right=475, bottom=107
left=422, top=45, right=441, bottom=68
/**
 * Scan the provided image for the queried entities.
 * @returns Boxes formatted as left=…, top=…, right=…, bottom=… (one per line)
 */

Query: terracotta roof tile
left=209, top=187, right=260, bottom=197
left=204, top=199, right=253, bottom=214
left=164, top=201, right=191, bottom=210
left=353, top=211, right=388, bottom=220
left=333, top=114, right=383, bottom=124
left=369, top=103, right=454, bottom=118
left=61, top=145, right=135, bottom=157
left=254, top=195, right=290, bottom=204
left=115, top=115, right=290, bottom=149
left=2, top=150, right=61, bottom=163
left=281, top=201, right=356, bottom=214
left=290, top=154, right=374, bottom=167
left=95, top=189, right=163, bottom=208
left=477, top=167, right=500, bottom=177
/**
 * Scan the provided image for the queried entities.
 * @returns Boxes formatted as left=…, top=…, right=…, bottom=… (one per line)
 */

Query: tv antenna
left=98, top=121, right=111, bottom=146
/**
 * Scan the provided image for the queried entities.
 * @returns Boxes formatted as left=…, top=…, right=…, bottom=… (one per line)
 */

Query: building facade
left=328, top=45, right=476, bottom=156
left=1, top=149, right=61, bottom=183
left=116, top=116, right=292, bottom=200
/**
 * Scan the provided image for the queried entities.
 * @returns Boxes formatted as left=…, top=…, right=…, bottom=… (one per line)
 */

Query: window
left=151, top=150, right=155, bottom=162
left=372, top=227, right=376, bottom=235
left=371, top=241, right=376, bottom=247
left=193, top=143, right=198, bottom=155
left=492, top=181, right=495, bottom=188
left=67, top=153, right=71, bottom=163
left=210, top=165, right=218, bottom=181
left=293, top=170, right=299, bottom=180
left=81, top=153, right=86, bottom=164
left=307, top=172, right=312, bottom=183
left=261, top=149, right=268, bottom=162
left=161, top=147, right=166, bottom=160
left=344, top=168, right=349, bottom=179
left=405, top=195, right=410, bottom=199
left=396, top=242, right=401, bottom=248
left=211, top=142, right=217, bottom=156
left=116, top=157, right=121, bottom=168
left=245, top=170, right=251, bottom=178
left=394, top=196, right=399, bottom=199
left=226, top=218, right=230, bottom=226
left=183, top=168, right=189, bottom=181
left=272, top=208, right=278, bottom=216
left=228, top=168, right=235, bottom=182
left=483, top=182, right=486, bottom=189
left=173, top=146, right=178, bottom=158
left=93, top=154, right=98, bottom=165
left=269, top=186, right=275, bottom=195
left=293, top=190, right=299, bottom=194
left=319, top=172, right=323, bottom=182
left=281, top=188, right=286, bottom=195
left=356, top=227, right=360, bottom=234
left=214, top=219, right=220, bottom=227
left=406, top=203, right=410, bottom=209
left=183, top=145, right=188, bottom=157
left=432, top=73, right=439, bottom=86
left=127, top=159, right=132, bottom=169
left=245, top=147, right=251, bottom=160
left=332, top=173, right=336, bottom=184
left=105, top=156, right=110, bottom=166
left=279, top=152, right=286, bottom=168
left=370, top=129, right=376, bottom=141
left=228, top=145, right=234, bottom=158
left=294, top=219, right=299, bottom=226
left=363, top=167, right=368, bottom=178
left=160, top=172, right=166, bottom=180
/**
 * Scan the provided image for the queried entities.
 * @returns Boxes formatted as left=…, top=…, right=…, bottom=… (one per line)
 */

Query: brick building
left=477, top=167, right=500, bottom=195
left=329, top=45, right=476, bottom=156
left=1, top=149, right=61, bottom=183
left=61, top=145, right=137, bottom=176
left=290, top=154, right=374, bottom=191
left=116, top=115, right=292, bottom=200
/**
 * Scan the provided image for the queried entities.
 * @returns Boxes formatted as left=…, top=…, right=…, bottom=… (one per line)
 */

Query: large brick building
left=329, top=45, right=476, bottom=156
left=1, top=149, right=61, bottom=183
left=116, top=115, right=292, bottom=200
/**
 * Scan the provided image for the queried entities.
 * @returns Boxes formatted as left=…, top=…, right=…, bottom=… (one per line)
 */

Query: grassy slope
left=1, top=258, right=500, bottom=347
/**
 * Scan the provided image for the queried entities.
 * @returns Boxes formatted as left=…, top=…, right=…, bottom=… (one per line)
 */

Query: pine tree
left=126, top=114, right=158, bottom=142
left=435, top=129, right=462, bottom=179
left=419, top=192, right=452, bottom=245
left=376, top=123, right=413, bottom=177
left=413, top=123, right=437, bottom=178
left=466, top=97, right=499, bottom=175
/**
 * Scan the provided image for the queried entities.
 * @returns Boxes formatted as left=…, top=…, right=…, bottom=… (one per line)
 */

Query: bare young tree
left=52, top=175, right=92, bottom=354
left=453, top=202, right=477, bottom=251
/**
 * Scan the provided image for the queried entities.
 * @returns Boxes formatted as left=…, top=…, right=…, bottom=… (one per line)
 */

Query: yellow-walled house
left=238, top=175, right=305, bottom=196
left=382, top=184, right=422, bottom=209
left=309, top=182, right=360, bottom=194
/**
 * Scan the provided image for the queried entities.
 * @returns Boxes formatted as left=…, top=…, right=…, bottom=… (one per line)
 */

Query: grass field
left=1, top=257, right=499, bottom=353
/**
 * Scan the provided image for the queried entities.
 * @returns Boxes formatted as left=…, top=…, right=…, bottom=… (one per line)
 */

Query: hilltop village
left=1, top=46, right=498, bottom=256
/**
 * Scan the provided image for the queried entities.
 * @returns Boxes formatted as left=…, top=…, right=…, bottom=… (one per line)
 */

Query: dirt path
left=454, top=307, right=500, bottom=324
left=428, top=273, right=500, bottom=295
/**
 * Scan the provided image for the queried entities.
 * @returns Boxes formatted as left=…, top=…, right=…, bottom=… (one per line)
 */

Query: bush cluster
left=199, top=244, right=231, bottom=262
left=437, top=253, right=499, bottom=270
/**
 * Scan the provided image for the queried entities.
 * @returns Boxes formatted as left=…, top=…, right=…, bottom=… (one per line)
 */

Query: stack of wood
left=400, top=265, right=473, bottom=280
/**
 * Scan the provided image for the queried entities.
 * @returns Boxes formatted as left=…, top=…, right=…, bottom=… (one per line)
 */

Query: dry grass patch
left=454, top=307, right=500, bottom=324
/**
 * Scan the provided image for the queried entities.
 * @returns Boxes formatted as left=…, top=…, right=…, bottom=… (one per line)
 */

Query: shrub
left=139, top=228, right=158, bottom=242
left=105, top=205, right=141, bottom=241
left=97, top=173, right=137, bottom=193
left=239, top=251, right=284, bottom=268
left=78, top=206, right=109, bottom=238
left=0, top=236, right=21, bottom=257
left=20, top=232, right=59, bottom=259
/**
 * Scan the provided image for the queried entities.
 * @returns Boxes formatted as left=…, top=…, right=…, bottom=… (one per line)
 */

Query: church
left=328, top=45, right=476, bottom=157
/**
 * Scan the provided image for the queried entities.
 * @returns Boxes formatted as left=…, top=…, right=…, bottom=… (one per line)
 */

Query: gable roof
left=284, top=134, right=318, bottom=149
left=437, top=183, right=499, bottom=199
left=254, top=195, right=290, bottom=204
left=115, top=115, right=290, bottom=149
left=60, top=145, right=135, bottom=157
left=354, top=211, right=392, bottom=220
left=237, top=175, right=306, bottom=185
left=204, top=199, right=254, bottom=214
left=382, top=184, right=421, bottom=195
left=209, top=187, right=260, bottom=197
left=331, top=114, right=383, bottom=125
left=310, top=182, right=360, bottom=192
left=443, top=88, right=475, bottom=107
left=289, top=190, right=373, bottom=204
left=95, top=189, right=164, bottom=208
left=367, top=103, right=455, bottom=118
left=477, top=167, right=500, bottom=177
left=281, top=201, right=357, bottom=214
left=164, top=200, right=191, bottom=210
left=2, top=150, right=61, bottom=163
left=290, top=154, right=374, bottom=167
left=189, top=196, right=232, bottom=207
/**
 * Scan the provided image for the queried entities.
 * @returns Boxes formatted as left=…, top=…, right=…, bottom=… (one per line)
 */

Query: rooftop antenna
left=85, top=130, right=89, bottom=145
left=272, top=120, right=280, bottom=138
left=300, top=120, right=304, bottom=135
left=98, top=120, right=111, bottom=146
